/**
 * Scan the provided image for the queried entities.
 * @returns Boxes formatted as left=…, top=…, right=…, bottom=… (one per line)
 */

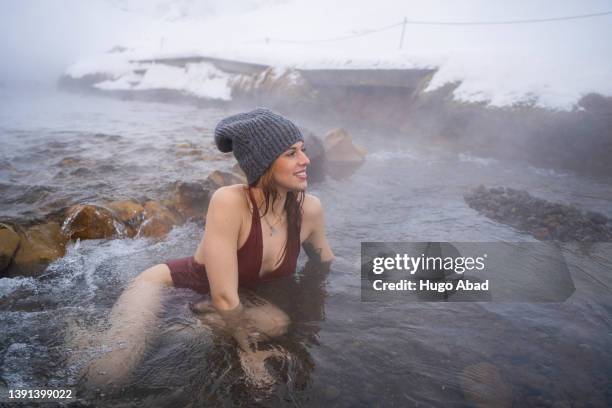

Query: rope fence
left=243, top=10, right=612, bottom=49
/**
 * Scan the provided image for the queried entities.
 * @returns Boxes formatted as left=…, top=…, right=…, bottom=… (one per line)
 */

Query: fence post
left=399, top=17, right=407, bottom=50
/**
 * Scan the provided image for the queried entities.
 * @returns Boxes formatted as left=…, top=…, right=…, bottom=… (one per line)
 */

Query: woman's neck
left=249, top=185, right=287, bottom=216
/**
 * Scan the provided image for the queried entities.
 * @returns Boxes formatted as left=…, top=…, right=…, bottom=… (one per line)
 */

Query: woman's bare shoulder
left=302, top=193, right=324, bottom=220
left=209, top=184, right=249, bottom=210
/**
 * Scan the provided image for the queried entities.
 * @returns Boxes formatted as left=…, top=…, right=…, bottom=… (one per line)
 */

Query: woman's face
left=271, top=141, right=310, bottom=191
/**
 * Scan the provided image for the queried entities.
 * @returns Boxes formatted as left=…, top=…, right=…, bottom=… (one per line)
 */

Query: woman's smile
left=294, top=169, right=307, bottom=180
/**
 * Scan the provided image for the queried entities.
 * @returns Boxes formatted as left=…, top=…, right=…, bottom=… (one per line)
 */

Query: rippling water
left=1, top=88, right=611, bottom=407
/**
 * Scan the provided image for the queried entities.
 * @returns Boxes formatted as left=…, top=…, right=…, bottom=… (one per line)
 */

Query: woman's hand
left=190, top=292, right=289, bottom=351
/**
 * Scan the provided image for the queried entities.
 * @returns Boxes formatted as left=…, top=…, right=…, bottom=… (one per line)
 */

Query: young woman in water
left=85, top=108, right=334, bottom=389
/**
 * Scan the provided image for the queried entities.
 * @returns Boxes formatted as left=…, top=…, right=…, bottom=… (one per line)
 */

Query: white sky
left=1, top=0, right=611, bottom=108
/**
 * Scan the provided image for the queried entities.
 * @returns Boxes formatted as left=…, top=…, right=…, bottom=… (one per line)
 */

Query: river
left=1, top=88, right=611, bottom=407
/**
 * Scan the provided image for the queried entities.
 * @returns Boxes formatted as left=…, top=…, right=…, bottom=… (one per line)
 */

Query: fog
left=0, top=0, right=610, bottom=96
left=0, top=0, right=269, bottom=85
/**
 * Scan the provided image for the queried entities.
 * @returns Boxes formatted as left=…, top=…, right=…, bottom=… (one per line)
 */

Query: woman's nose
left=299, top=150, right=310, bottom=165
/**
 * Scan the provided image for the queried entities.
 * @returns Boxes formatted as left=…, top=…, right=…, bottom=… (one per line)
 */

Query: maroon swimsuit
left=165, top=189, right=300, bottom=294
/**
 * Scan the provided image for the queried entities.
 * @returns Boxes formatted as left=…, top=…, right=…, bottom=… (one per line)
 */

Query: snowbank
left=63, top=0, right=612, bottom=110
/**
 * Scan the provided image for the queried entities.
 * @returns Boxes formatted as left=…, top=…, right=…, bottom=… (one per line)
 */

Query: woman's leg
left=190, top=289, right=291, bottom=339
left=84, top=264, right=173, bottom=390
left=191, top=290, right=291, bottom=388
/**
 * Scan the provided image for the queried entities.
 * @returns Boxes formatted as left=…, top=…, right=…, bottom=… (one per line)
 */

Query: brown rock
left=206, top=170, right=246, bottom=189
left=459, top=362, right=512, bottom=408
left=173, top=182, right=211, bottom=221
left=323, top=128, right=366, bottom=179
left=0, top=223, right=21, bottom=274
left=62, top=204, right=127, bottom=240
left=137, top=201, right=183, bottom=239
left=107, top=200, right=144, bottom=237
left=323, top=128, right=367, bottom=162
left=230, top=67, right=313, bottom=101
left=107, top=200, right=144, bottom=223
left=11, top=222, right=67, bottom=277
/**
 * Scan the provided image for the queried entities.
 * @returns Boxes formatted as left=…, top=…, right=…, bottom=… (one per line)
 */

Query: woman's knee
left=246, top=304, right=290, bottom=338
left=135, top=264, right=173, bottom=286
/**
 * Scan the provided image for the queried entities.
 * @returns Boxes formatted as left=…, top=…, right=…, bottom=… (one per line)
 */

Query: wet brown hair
left=249, top=168, right=304, bottom=266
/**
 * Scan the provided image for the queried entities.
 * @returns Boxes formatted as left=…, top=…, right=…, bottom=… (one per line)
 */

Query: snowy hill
left=60, top=0, right=612, bottom=110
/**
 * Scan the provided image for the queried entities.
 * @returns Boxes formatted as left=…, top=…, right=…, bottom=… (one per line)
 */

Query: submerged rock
left=465, top=186, right=612, bottom=242
left=11, top=222, right=67, bottom=277
left=0, top=223, right=20, bottom=274
left=62, top=204, right=127, bottom=240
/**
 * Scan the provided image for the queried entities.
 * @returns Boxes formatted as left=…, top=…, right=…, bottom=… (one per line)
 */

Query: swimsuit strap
left=244, top=188, right=264, bottom=279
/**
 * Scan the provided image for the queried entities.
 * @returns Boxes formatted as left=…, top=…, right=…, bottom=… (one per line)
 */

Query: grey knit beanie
left=214, top=108, right=304, bottom=185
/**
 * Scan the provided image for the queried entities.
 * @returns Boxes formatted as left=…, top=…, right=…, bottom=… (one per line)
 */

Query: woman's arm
left=193, top=187, right=288, bottom=351
left=194, top=186, right=242, bottom=311
left=302, top=195, right=334, bottom=265
left=194, top=187, right=261, bottom=349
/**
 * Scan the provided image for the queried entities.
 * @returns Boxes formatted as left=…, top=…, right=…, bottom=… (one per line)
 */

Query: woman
left=85, top=108, right=334, bottom=389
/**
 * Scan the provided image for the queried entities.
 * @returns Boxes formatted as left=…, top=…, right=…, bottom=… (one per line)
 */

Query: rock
left=205, top=170, right=246, bottom=189
left=0, top=223, right=20, bottom=274
left=107, top=200, right=144, bottom=237
left=62, top=204, right=127, bottom=240
left=458, top=362, right=512, bottom=408
left=586, top=211, right=608, bottom=225
left=323, top=128, right=367, bottom=179
left=301, top=128, right=326, bottom=183
left=465, top=185, right=612, bottom=242
left=10, top=222, right=67, bottom=277
left=173, top=182, right=211, bottom=221
left=107, top=200, right=144, bottom=224
left=137, top=201, right=183, bottom=239
left=230, top=67, right=314, bottom=102
left=323, top=128, right=366, bottom=162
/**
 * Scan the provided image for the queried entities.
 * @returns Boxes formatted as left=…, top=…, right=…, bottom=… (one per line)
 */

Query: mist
left=0, top=0, right=268, bottom=86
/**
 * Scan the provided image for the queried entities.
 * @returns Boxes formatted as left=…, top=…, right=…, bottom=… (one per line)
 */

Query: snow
left=62, top=0, right=612, bottom=110
left=66, top=54, right=137, bottom=79
left=91, top=61, right=232, bottom=100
